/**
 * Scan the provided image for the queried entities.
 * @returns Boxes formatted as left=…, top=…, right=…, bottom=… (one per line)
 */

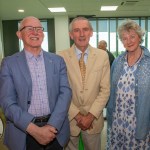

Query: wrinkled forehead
left=121, top=29, right=137, bottom=36
left=72, top=20, right=91, bottom=29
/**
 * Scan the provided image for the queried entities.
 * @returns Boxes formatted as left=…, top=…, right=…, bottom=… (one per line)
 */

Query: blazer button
left=27, top=101, right=31, bottom=104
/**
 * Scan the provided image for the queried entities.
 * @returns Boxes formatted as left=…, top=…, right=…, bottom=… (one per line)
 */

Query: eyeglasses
left=20, top=26, right=44, bottom=33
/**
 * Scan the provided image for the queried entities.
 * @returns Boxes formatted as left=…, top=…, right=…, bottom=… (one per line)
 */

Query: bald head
left=98, top=40, right=107, bottom=51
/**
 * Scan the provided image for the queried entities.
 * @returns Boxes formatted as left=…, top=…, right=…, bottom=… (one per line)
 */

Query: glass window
left=90, top=32, right=97, bottom=48
left=118, top=18, right=126, bottom=54
left=89, top=20, right=97, bottom=48
left=110, top=19, right=117, bottom=56
left=98, top=19, right=108, bottom=47
left=88, top=17, right=149, bottom=56
left=140, top=19, right=146, bottom=46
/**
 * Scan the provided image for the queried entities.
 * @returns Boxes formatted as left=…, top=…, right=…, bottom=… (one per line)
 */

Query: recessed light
left=48, top=7, right=66, bottom=12
left=101, top=6, right=118, bottom=11
left=18, top=9, right=24, bottom=13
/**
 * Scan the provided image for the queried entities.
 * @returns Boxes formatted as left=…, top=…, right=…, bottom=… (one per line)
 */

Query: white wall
left=54, top=15, right=70, bottom=52
left=0, top=19, right=4, bottom=62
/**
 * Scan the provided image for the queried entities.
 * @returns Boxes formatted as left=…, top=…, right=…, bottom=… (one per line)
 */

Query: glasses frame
left=19, top=26, right=44, bottom=32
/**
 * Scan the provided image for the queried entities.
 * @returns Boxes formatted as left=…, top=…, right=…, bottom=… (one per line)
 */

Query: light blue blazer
left=0, top=50, right=72, bottom=150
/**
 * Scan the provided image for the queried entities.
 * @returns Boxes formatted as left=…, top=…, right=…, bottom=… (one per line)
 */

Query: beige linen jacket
left=58, top=44, right=110, bottom=136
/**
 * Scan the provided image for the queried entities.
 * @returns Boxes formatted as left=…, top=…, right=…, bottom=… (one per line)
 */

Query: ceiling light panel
left=48, top=7, right=66, bottom=12
left=101, top=6, right=118, bottom=11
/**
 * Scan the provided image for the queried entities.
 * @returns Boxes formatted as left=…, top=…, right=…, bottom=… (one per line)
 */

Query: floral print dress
left=107, top=57, right=150, bottom=150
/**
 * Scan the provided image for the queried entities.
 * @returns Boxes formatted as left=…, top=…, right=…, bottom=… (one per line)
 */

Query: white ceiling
left=0, top=0, right=150, bottom=20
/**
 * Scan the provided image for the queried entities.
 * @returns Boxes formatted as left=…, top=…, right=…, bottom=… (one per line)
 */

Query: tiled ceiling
left=0, top=0, right=150, bottom=20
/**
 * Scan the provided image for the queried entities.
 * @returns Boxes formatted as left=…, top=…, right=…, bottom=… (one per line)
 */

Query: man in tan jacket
left=58, top=17, right=110, bottom=150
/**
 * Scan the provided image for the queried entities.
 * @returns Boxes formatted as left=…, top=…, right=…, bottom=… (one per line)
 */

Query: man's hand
left=75, top=112, right=83, bottom=124
left=75, top=112, right=95, bottom=131
left=26, top=123, right=57, bottom=145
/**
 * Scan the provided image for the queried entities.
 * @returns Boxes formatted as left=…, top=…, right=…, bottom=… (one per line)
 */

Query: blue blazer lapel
left=16, top=51, right=32, bottom=90
left=43, top=52, right=54, bottom=109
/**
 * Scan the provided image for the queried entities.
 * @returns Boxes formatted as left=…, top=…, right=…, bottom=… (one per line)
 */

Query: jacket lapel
left=16, top=51, right=32, bottom=89
left=43, top=52, right=54, bottom=109
left=68, top=46, right=82, bottom=83
left=86, top=47, right=97, bottom=80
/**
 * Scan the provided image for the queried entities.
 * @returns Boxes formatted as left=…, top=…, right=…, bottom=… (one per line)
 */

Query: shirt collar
left=74, top=45, right=89, bottom=57
left=24, top=49, right=43, bottom=60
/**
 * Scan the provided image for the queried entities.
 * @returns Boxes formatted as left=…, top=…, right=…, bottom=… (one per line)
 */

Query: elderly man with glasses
left=0, top=16, right=72, bottom=150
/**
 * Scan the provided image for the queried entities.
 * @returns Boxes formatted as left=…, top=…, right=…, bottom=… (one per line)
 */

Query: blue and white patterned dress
left=107, top=57, right=150, bottom=150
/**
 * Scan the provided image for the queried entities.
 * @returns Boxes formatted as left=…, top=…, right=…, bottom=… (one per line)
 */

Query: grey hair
left=117, top=19, right=145, bottom=43
left=18, top=16, right=41, bottom=30
left=69, top=17, right=93, bottom=32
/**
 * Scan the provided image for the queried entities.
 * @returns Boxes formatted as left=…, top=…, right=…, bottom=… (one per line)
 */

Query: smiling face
left=16, top=17, right=44, bottom=52
left=121, top=29, right=141, bottom=52
left=69, top=19, right=93, bottom=52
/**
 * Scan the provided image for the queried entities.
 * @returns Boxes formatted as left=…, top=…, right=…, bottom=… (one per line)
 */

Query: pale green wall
left=54, top=15, right=70, bottom=52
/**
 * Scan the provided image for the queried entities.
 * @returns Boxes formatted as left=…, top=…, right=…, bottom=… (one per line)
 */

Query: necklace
left=127, top=50, right=142, bottom=67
